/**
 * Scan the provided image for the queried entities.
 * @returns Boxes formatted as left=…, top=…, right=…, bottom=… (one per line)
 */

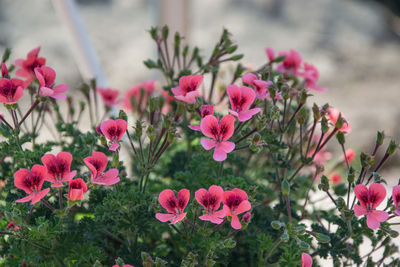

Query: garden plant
left=0, top=26, right=400, bottom=266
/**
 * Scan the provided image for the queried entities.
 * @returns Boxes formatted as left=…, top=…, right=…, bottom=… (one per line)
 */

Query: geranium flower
left=227, top=85, right=260, bottom=122
left=328, top=108, right=351, bottom=133
left=68, top=178, right=88, bottom=201
left=276, top=49, right=303, bottom=75
left=6, top=221, right=20, bottom=231
left=41, top=152, right=77, bottom=187
left=200, top=114, right=235, bottom=161
left=330, top=173, right=342, bottom=185
left=342, top=149, right=355, bottom=164
left=189, top=105, right=214, bottom=131
left=14, top=164, right=49, bottom=204
left=265, top=47, right=275, bottom=62
left=241, top=73, right=274, bottom=100
left=15, top=46, right=46, bottom=85
left=354, top=183, right=389, bottom=229
left=302, top=253, right=313, bottom=267
left=123, top=80, right=156, bottom=112
left=300, top=63, right=327, bottom=92
left=155, top=189, right=190, bottom=224
left=100, top=119, right=127, bottom=151
left=83, top=151, right=120, bottom=185
left=242, top=212, right=252, bottom=223
left=171, top=75, right=203, bottom=104
left=0, top=77, right=24, bottom=104
left=392, top=185, right=400, bottom=216
left=195, top=185, right=225, bottom=224
left=34, top=66, right=68, bottom=99
left=1, top=63, right=8, bottom=78
left=97, top=87, right=119, bottom=107
left=222, top=188, right=251, bottom=229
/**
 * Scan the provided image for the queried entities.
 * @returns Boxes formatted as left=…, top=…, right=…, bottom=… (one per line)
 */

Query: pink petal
left=218, top=141, right=235, bottom=153
left=171, top=86, right=183, bottom=96
left=195, top=188, right=208, bottom=208
left=100, top=120, right=117, bottom=141
left=213, top=146, right=228, bottom=161
left=200, top=115, right=219, bottom=139
left=230, top=215, right=242, bottom=229
left=34, top=68, right=45, bottom=86
left=171, top=212, right=187, bottom=224
left=53, top=84, right=68, bottom=94
left=201, top=139, right=217, bottom=150
left=115, top=119, right=127, bottom=140
left=183, top=91, right=200, bottom=104
left=239, top=86, right=256, bottom=110
left=32, top=188, right=50, bottom=204
left=301, top=253, right=313, bottom=267
left=208, top=185, right=224, bottom=205
left=234, top=200, right=251, bottom=215
left=353, top=204, right=367, bottom=217
left=242, top=73, right=257, bottom=85
left=392, top=185, right=400, bottom=207
left=155, top=213, right=175, bottom=223
left=109, top=143, right=120, bottom=151
left=12, top=86, right=24, bottom=102
left=219, top=114, right=235, bottom=141
left=238, top=108, right=261, bottom=122
left=227, top=84, right=241, bottom=110
left=177, top=189, right=190, bottom=210
left=366, top=212, right=382, bottom=230
left=39, top=87, right=54, bottom=97
left=369, top=183, right=386, bottom=209
left=158, top=189, right=177, bottom=213
left=94, top=169, right=120, bottom=185
left=354, top=184, right=368, bottom=208
left=16, top=194, right=34, bottom=203
left=188, top=125, right=201, bottom=131
left=14, top=168, right=31, bottom=193
left=232, top=188, right=249, bottom=201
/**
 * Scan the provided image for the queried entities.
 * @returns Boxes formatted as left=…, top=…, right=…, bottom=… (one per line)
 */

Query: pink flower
left=6, top=221, right=20, bottom=231
left=155, top=189, right=190, bottom=224
left=15, top=46, right=46, bottom=85
left=354, top=183, right=389, bottom=230
left=222, top=188, right=251, bottom=229
left=342, top=149, right=355, bottom=164
left=200, top=114, right=236, bottom=162
left=100, top=119, right=127, bottom=151
left=301, top=253, right=313, bottom=267
left=97, top=87, right=119, bottom=107
left=41, top=152, right=77, bottom=187
left=300, top=63, right=327, bottom=92
left=328, top=108, right=351, bottom=133
left=83, top=151, right=120, bottom=185
left=123, top=80, right=156, bottom=112
left=276, top=49, right=303, bottom=75
left=0, top=78, right=24, bottom=104
left=189, top=105, right=214, bottom=131
left=241, top=73, right=274, bottom=100
left=68, top=178, right=88, bottom=201
left=14, top=164, right=49, bottom=204
left=330, top=173, right=342, bottom=185
left=227, top=85, right=261, bottom=122
left=195, top=185, right=225, bottom=224
left=1, top=63, right=8, bottom=78
left=392, top=185, right=400, bottom=216
left=265, top=47, right=275, bottom=62
left=171, top=75, right=203, bottom=104
left=242, top=212, right=252, bottom=223
left=34, top=66, right=68, bottom=99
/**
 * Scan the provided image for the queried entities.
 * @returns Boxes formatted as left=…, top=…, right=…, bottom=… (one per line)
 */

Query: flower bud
left=321, top=117, right=329, bottom=134
left=316, top=233, right=331, bottom=243
left=347, top=166, right=355, bottom=184
left=147, top=125, right=155, bottom=141
left=242, top=212, right=252, bottom=223
left=271, top=220, right=282, bottom=230
left=376, top=131, right=384, bottom=146
left=336, top=131, right=345, bottom=145
left=386, top=140, right=398, bottom=156
left=318, top=175, right=329, bottom=192
left=161, top=25, right=169, bottom=39
left=360, top=152, right=374, bottom=168
left=118, top=110, right=128, bottom=121
left=390, top=230, right=399, bottom=238
left=281, top=179, right=290, bottom=195
left=1, top=63, right=8, bottom=78
left=299, top=240, right=310, bottom=249
left=135, top=120, right=143, bottom=138
left=336, top=197, right=346, bottom=210
left=280, top=231, right=290, bottom=242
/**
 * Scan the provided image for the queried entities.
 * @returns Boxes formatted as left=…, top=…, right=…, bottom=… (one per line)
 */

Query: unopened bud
left=281, top=179, right=290, bottom=195
left=118, top=110, right=127, bottom=121
left=316, top=233, right=331, bottom=243
left=336, top=131, right=345, bottom=145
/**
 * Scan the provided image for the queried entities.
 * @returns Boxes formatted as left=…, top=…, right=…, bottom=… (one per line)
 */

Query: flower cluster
left=156, top=186, right=251, bottom=230
left=14, top=151, right=120, bottom=205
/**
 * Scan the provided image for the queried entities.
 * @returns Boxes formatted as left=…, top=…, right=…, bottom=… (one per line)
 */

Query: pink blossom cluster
left=14, top=151, right=120, bottom=204
left=156, top=186, right=251, bottom=230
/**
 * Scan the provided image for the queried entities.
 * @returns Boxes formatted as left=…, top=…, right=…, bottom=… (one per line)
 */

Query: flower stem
left=18, top=99, right=39, bottom=127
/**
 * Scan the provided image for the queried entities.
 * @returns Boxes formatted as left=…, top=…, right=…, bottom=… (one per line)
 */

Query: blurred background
left=1, top=0, right=400, bottom=155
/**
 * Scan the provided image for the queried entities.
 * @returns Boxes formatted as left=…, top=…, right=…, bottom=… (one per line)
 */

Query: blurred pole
left=159, top=0, right=189, bottom=42
left=51, top=0, right=107, bottom=87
